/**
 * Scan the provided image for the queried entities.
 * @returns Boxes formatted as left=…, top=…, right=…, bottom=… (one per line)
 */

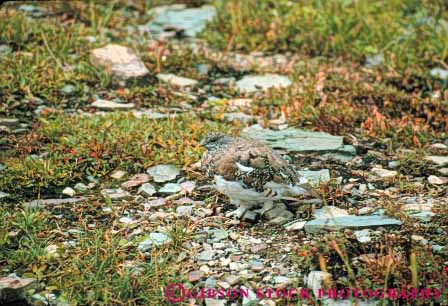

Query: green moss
left=0, top=112, right=235, bottom=200
left=203, top=0, right=448, bottom=73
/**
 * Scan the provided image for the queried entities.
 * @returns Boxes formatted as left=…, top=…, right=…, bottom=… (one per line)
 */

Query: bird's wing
left=214, top=175, right=277, bottom=207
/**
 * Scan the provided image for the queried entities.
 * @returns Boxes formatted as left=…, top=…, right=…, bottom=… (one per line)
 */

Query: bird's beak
left=199, top=139, right=206, bottom=146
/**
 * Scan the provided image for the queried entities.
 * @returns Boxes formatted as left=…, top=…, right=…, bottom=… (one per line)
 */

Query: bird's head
left=200, top=132, right=231, bottom=150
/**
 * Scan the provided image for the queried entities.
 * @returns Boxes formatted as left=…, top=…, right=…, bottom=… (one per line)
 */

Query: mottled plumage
left=200, top=132, right=320, bottom=201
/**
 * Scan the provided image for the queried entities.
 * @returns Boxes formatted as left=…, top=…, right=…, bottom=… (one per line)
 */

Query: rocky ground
left=1, top=2, right=448, bottom=306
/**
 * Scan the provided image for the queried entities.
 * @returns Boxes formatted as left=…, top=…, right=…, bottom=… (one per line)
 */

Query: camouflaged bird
left=200, top=132, right=321, bottom=214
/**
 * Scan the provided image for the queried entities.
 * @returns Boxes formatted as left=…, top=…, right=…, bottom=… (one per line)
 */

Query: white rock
left=159, top=183, right=182, bottom=194
left=235, top=74, right=292, bottom=93
left=284, top=220, right=307, bottom=231
left=176, top=206, right=193, bottom=217
left=157, top=73, right=198, bottom=87
left=429, top=143, right=448, bottom=150
left=305, top=271, right=332, bottom=298
left=148, top=5, right=216, bottom=38
left=147, top=164, right=180, bottom=182
left=111, top=170, right=127, bottom=179
left=438, top=168, right=448, bottom=175
left=268, top=119, right=288, bottom=130
left=354, top=229, right=372, bottom=243
left=62, top=187, right=76, bottom=197
left=241, top=286, right=257, bottom=305
left=205, top=298, right=226, bottom=306
left=371, top=167, right=397, bottom=178
left=91, top=44, right=148, bottom=79
left=45, top=244, right=59, bottom=257
left=323, top=299, right=377, bottom=306
left=91, top=99, right=134, bottom=110
left=313, top=206, right=349, bottom=219
left=74, top=183, right=88, bottom=191
left=180, top=181, right=196, bottom=193
left=137, top=232, right=172, bottom=251
left=298, top=169, right=331, bottom=185
left=430, top=67, right=448, bottom=80
left=100, top=188, right=130, bottom=200
left=137, top=183, right=157, bottom=197
left=119, top=217, right=135, bottom=225
left=228, top=98, right=252, bottom=107
left=425, top=155, right=448, bottom=166
left=220, top=257, right=231, bottom=267
left=223, top=112, right=258, bottom=124
left=0, top=191, right=10, bottom=199
left=428, top=175, right=448, bottom=185
left=200, top=265, right=210, bottom=274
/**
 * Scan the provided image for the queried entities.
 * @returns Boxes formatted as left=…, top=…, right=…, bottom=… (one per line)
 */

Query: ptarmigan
left=200, top=132, right=321, bottom=219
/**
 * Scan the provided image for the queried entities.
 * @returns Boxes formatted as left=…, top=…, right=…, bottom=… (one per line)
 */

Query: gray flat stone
left=323, top=299, right=378, bottom=306
left=180, top=181, right=196, bottom=193
left=264, top=206, right=294, bottom=224
left=365, top=53, right=384, bottom=68
left=425, top=155, right=448, bottom=166
left=148, top=5, right=216, bottom=38
left=0, top=191, right=10, bottom=200
left=74, top=183, right=88, bottom=192
left=137, top=183, right=157, bottom=197
left=438, top=168, right=448, bottom=175
left=176, top=205, right=193, bottom=217
left=159, top=183, right=182, bottom=194
left=62, top=187, right=76, bottom=197
left=205, top=298, right=226, bottom=306
left=428, top=175, right=448, bottom=185
left=242, top=210, right=258, bottom=223
left=224, top=275, right=240, bottom=286
left=407, top=211, right=435, bottom=222
left=321, top=145, right=356, bottom=162
left=371, top=167, right=397, bottom=179
left=354, top=229, right=372, bottom=243
left=147, top=164, right=180, bottom=182
left=91, top=99, right=135, bottom=110
left=143, top=198, right=167, bottom=209
left=196, top=250, right=215, bottom=261
left=137, top=232, right=172, bottom=251
left=298, top=169, right=331, bottom=185
left=26, top=197, right=86, bottom=208
left=0, top=118, right=19, bottom=127
left=91, top=44, right=148, bottom=80
left=111, top=170, right=127, bottom=179
left=223, top=112, right=258, bottom=124
left=121, top=173, right=150, bottom=189
left=313, top=206, right=349, bottom=219
left=132, top=109, right=176, bottom=120
left=157, top=73, right=198, bottom=87
left=187, top=270, right=204, bottom=282
left=235, top=74, right=292, bottom=93
left=249, top=260, right=264, bottom=271
left=206, top=228, right=229, bottom=243
left=273, top=276, right=292, bottom=287
left=305, top=215, right=402, bottom=233
left=430, top=67, right=448, bottom=80
left=242, top=124, right=344, bottom=152
left=241, top=286, right=257, bottom=305
left=61, top=84, right=76, bottom=94
left=0, top=45, right=12, bottom=56
left=305, top=271, right=332, bottom=298
left=283, top=220, right=307, bottom=231
left=100, top=188, right=130, bottom=200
